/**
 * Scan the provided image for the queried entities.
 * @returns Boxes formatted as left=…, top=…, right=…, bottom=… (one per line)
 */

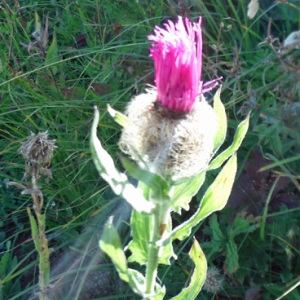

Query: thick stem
left=144, top=197, right=170, bottom=299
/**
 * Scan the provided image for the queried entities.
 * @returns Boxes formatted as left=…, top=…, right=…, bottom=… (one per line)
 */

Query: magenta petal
left=148, top=17, right=221, bottom=112
left=201, top=77, right=223, bottom=94
left=148, top=17, right=202, bottom=112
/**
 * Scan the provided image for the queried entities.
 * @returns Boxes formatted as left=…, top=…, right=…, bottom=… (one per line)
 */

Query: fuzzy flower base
left=19, top=132, right=56, bottom=164
left=119, top=89, right=217, bottom=179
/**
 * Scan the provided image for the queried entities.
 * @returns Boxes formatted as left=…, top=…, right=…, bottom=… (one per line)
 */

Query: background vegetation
left=0, top=0, right=300, bottom=299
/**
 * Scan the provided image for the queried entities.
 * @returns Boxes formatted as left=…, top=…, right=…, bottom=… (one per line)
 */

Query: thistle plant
left=8, top=132, right=56, bottom=300
left=90, top=16, right=249, bottom=300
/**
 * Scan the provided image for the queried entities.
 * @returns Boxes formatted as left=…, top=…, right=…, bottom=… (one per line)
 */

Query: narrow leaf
left=171, top=171, right=206, bottom=213
left=46, top=32, right=58, bottom=75
left=27, top=207, right=40, bottom=252
left=171, top=238, right=207, bottom=300
left=46, top=32, right=57, bottom=60
left=120, top=156, right=169, bottom=195
left=209, top=114, right=249, bottom=170
left=259, top=154, right=300, bottom=172
left=100, top=219, right=165, bottom=298
left=34, top=11, right=42, bottom=36
left=128, top=209, right=175, bottom=265
left=90, top=106, right=154, bottom=213
left=127, top=269, right=166, bottom=299
left=99, top=217, right=129, bottom=282
left=225, top=237, right=239, bottom=274
left=213, top=86, right=227, bottom=151
left=210, top=214, right=225, bottom=243
left=107, top=104, right=130, bottom=127
left=127, top=210, right=151, bottom=264
left=164, top=153, right=237, bottom=242
left=0, top=252, right=10, bottom=277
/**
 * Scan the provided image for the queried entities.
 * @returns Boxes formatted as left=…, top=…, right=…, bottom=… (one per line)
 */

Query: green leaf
left=230, top=214, right=260, bottom=236
left=127, top=210, right=151, bottom=264
left=99, top=217, right=129, bottom=283
left=34, top=11, right=42, bottom=36
left=127, top=269, right=147, bottom=297
left=107, top=104, right=131, bottom=127
left=171, top=238, right=207, bottom=300
left=90, top=106, right=154, bottom=214
left=225, top=237, right=239, bottom=274
left=0, top=252, right=10, bottom=277
left=150, top=284, right=166, bottom=300
left=210, top=214, right=225, bottom=243
left=0, top=255, right=36, bottom=285
left=171, top=171, right=206, bottom=213
left=46, top=32, right=58, bottom=75
left=209, top=114, right=250, bottom=170
left=27, top=207, right=40, bottom=252
left=213, top=86, right=227, bottom=151
left=259, top=154, right=300, bottom=172
left=120, top=156, right=169, bottom=196
left=166, top=153, right=237, bottom=242
left=100, top=218, right=166, bottom=298
left=128, top=209, right=175, bottom=265
left=206, top=215, right=225, bottom=253
left=127, top=269, right=166, bottom=300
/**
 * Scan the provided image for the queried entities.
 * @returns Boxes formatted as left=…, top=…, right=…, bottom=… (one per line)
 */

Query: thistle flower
left=148, top=16, right=220, bottom=113
left=119, top=17, right=220, bottom=179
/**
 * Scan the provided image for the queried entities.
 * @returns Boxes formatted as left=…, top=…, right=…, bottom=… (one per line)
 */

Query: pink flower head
left=148, top=16, right=221, bottom=113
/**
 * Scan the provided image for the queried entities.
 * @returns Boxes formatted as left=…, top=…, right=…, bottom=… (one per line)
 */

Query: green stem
left=145, top=212, right=160, bottom=296
left=36, top=210, right=50, bottom=296
left=145, top=196, right=170, bottom=299
left=30, top=173, right=50, bottom=299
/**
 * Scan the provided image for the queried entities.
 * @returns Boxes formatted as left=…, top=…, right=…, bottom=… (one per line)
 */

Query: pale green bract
left=90, top=106, right=154, bottom=214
